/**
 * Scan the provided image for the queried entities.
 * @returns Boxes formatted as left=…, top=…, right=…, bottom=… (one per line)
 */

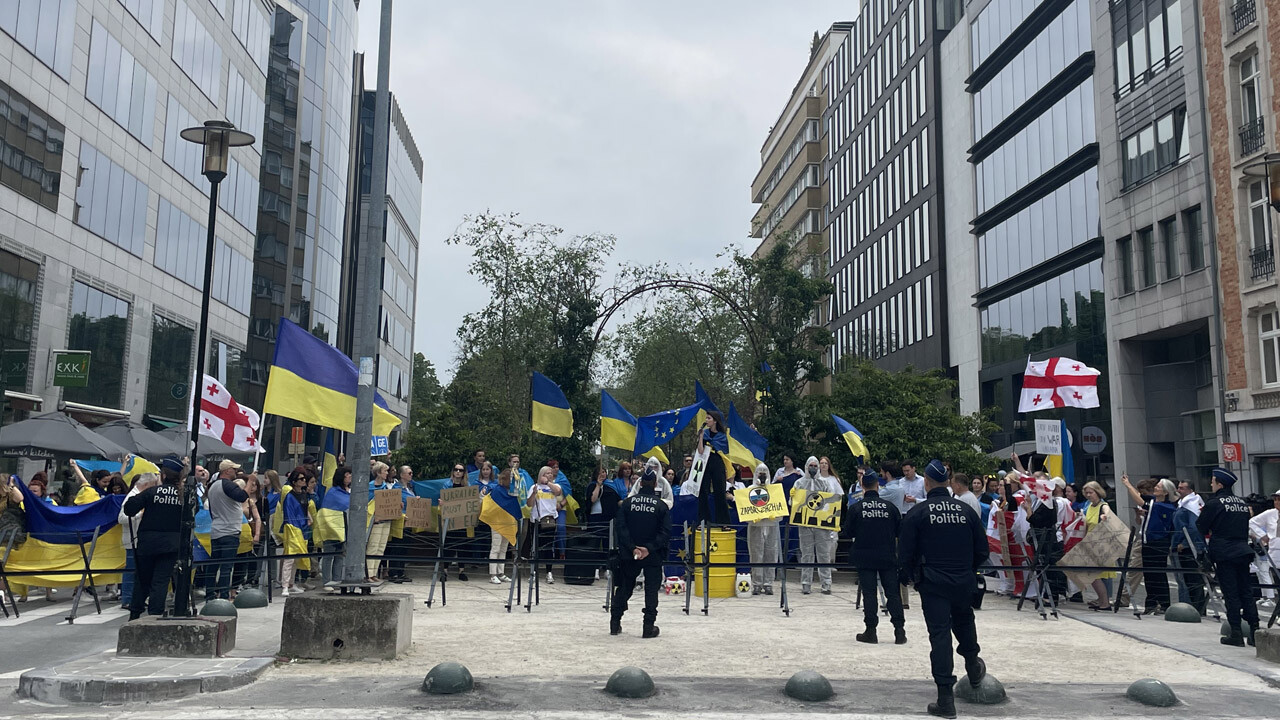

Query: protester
left=442, top=463, right=469, bottom=581
left=1248, top=489, right=1280, bottom=603
left=1121, top=475, right=1176, bottom=614
left=588, top=463, right=623, bottom=581
left=898, top=459, right=988, bottom=719
left=316, top=466, right=351, bottom=586
left=796, top=455, right=841, bottom=595
left=980, top=476, right=1000, bottom=506
left=952, top=473, right=981, bottom=515
left=204, top=460, right=249, bottom=600
left=364, top=461, right=394, bottom=582
left=609, top=469, right=670, bottom=638
left=524, top=465, right=563, bottom=583
left=1198, top=469, right=1260, bottom=646
left=122, top=457, right=184, bottom=620
left=746, top=462, right=780, bottom=596
left=467, top=449, right=486, bottom=475
left=1021, top=480, right=1067, bottom=604
left=635, top=456, right=675, bottom=508
left=1080, top=481, right=1115, bottom=610
left=694, top=411, right=731, bottom=524
left=664, top=467, right=677, bottom=494
left=279, top=474, right=314, bottom=595
left=850, top=468, right=904, bottom=644
left=382, top=464, right=415, bottom=584
left=880, top=461, right=908, bottom=513
left=1171, top=479, right=1207, bottom=611
left=900, top=461, right=925, bottom=512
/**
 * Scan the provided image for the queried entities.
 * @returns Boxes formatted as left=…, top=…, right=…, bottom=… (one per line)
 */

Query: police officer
left=849, top=468, right=905, bottom=644
left=898, top=459, right=988, bottom=719
left=610, top=470, right=671, bottom=638
left=122, top=456, right=186, bottom=620
left=1197, top=468, right=1260, bottom=647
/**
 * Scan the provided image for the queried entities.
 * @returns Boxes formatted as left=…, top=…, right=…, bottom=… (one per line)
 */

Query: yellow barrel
left=692, top=528, right=736, bottom=598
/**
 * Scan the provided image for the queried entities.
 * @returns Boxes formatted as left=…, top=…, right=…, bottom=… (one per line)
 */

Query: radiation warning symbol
left=709, top=541, right=719, bottom=553
left=748, top=487, right=770, bottom=507
left=806, top=493, right=825, bottom=511
left=737, top=579, right=752, bottom=593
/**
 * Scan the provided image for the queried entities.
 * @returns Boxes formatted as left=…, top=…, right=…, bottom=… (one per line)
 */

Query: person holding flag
left=482, top=469, right=521, bottom=584
left=315, top=466, right=352, bottom=588
left=692, top=411, right=732, bottom=525
left=796, top=455, right=842, bottom=595
left=746, top=462, right=781, bottom=596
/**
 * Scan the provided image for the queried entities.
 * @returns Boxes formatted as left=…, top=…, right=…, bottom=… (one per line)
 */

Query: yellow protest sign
left=789, top=488, right=841, bottom=529
left=734, top=484, right=789, bottom=521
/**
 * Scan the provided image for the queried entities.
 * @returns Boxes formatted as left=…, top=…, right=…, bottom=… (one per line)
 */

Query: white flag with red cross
left=1017, top=357, right=1100, bottom=413
left=198, top=374, right=263, bottom=453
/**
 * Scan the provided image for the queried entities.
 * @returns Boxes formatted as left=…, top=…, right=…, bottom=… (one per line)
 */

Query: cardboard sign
left=1034, top=419, right=1061, bottom=455
left=734, top=484, right=789, bottom=521
left=439, top=486, right=481, bottom=529
left=372, top=488, right=403, bottom=522
left=404, top=496, right=435, bottom=530
left=788, top=488, right=841, bottom=529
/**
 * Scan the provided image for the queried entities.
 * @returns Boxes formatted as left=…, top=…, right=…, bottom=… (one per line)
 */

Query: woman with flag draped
left=315, top=466, right=351, bottom=586
left=693, top=411, right=731, bottom=525
left=279, top=479, right=314, bottom=596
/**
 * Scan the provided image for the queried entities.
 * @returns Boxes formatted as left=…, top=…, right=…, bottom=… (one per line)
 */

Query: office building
left=1201, top=0, right=1280, bottom=496
left=824, top=0, right=960, bottom=373
left=1099, top=0, right=1221, bottom=489
left=0, top=1, right=268, bottom=457
left=964, top=0, right=1112, bottom=479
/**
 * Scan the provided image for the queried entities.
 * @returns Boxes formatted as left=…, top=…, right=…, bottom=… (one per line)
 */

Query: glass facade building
left=967, top=0, right=1111, bottom=472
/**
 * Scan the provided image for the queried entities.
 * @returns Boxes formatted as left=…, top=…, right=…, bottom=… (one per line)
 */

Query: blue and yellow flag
left=10, top=481, right=125, bottom=589
left=531, top=371, right=573, bottom=437
left=601, top=391, right=670, bottom=463
left=1045, top=418, right=1075, bottom=486
left=314, top=485, right=350, bottom=544
left=264, top=318, right=402, bottom=437
left=726, top=402, right=767, bottom=468
left=832, top=414, right=869, bottom=460
left=694, top=379, right=716, bottom=430
left=120, top=455, right=159, bottom=486
left=479, top=487, right=522, bottom=544
left=321, top=430, right=338, bottom=488
left=634, top=400, right=700, bottom=458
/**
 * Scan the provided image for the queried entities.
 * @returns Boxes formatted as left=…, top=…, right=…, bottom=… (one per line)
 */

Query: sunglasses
left=453, top=468, right=464, bottom=472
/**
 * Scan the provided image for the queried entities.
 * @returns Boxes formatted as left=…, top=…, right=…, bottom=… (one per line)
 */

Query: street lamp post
left=172, top=120, right=255, bottom=616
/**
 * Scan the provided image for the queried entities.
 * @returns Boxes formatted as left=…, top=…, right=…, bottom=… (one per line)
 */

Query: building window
left=1113, top=0, right=1184, bottom=97
left=209, top=339, right=244, bottom=400
left=1160, top=217, right=1178, bottom=279
left=86, top=20, right=158, bottom=146
left=1138, top=226, right=1156, bottom=287
left=172, top=0, right=223, bottom=105
left=1262, top=310, right=1280, bottom=387
left=1118, top=235, right=1135, bottom=293
left=1249, top=182, right=1276, bottom=280
left=1238, top=54, right=1264, bottom=156
left=0, top=78, right=65, bottom=211
left=1122, top=106, right=1188, bottom=187
left=65, top=281, right=130, bottom=410
left=0, top=0, right=77, bottom=78
left=145, top=315, right=193, bottom=422
left=1184, top=206, right=1204, bottom=270
left=1232, top=0, right=1258, bottom=35
left=74, top=141, right=150, bottom=256
left=0, top=249, right=39, bottom=393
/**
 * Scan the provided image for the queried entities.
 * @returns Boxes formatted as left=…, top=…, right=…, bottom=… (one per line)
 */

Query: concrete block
left=1256, top=628, right=1280, bottom=665
left=279, top=593, right=412, bottom=661
left=605, top=666, right=655, bottom=699
left=784, top=670, right=833, bottom=701
left=117, top=616, right=237, bottom=658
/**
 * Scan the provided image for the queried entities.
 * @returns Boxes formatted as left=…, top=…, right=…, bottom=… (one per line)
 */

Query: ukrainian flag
left=264, top=318, right=402, bottom=437
left=832, top=414, right=869, bottom=460
left=120, top=454, right=159, bottom=486
left=321, top=430, right=338, bottom=488
left=601, top=391, right=670, bottom=463
left=694, top=379, right=716, bottom=429
left=531, top=371, right=573, bottom=437
left=479, top=486, right=522, bottom=544
left=726, top=402, right=767, bottom=468
left=314, top=485, right=350, bottom=544
left=10, top=481, right=124, bottom=590
left=1045, top=418, right=1075, bottom=485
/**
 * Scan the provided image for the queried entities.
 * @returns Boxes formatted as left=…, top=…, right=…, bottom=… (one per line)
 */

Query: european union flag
left=633, top=400, right=701, bottom=456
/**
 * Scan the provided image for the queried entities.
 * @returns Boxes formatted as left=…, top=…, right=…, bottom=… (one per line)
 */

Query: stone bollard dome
left=605, top=666, right=655, bottom=698
left=422, top=662, right=474, bottom=695
left=784, top=670, right=834, bottom=702
left=200, top=599, right=238, bottom=617
left=1126, top=678, right=1178, bottom=707
left=956, top=674, right=1006, bottom=704
left=1219, top=619, right=1256, bottom=637
left=233, top=588, right=269, bottom=609
left=1162, top=603, right=1200, bottom=623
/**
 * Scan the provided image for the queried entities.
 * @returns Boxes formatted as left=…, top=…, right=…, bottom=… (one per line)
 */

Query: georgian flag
left=1017, top=357, right=1101, bottom=413
left=198, top=374, right=263, bottom=453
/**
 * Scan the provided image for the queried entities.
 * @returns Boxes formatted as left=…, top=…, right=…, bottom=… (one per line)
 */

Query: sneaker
left=490, top=576, right=502, bottom=585
left=546, top=571, right=555, bottom=584
left=499, top=575, right=511, bottom=583
left=458, top=572, right=469, bottom=582
left=820, top=585, right=832, bottom=595
left=594, top=569, right=600, bottom=581
left=281, top=587, right=291, bottom=597
left=752, top=588, right=760, bottom=596
left=802, top=585, right=811, bottom=595
left=763, top=586, right=773, bottom=596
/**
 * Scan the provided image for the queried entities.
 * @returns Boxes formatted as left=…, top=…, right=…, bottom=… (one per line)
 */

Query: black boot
left=642, top=623, right=660, bottom=638
left=1221, top=627, right=1245, bottom=647
left=610, top=615, right=622, bottom=635
left=855, top=628, right=878, bottom=644
left=965, top=656, right=986, bottom=687
left=1247, top=627, right=1257, bottom=647
left=927, top=686, right=956, bottom=719
left=894, top=627, right=907, bottom=645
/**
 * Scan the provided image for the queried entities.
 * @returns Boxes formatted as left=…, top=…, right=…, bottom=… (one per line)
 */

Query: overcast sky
left=355, top=1, right=852, bottom=380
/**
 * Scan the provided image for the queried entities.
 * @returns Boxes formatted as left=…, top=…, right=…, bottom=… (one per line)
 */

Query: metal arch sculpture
left=590, top=279, right=764, bottom=363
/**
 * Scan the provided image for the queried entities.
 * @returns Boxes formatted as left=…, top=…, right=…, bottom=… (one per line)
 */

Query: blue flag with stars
left=633, top=400, right=702, bottom=456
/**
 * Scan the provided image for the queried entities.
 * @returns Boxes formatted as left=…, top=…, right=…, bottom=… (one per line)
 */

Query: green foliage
left=805, top=359, right=999, bottom=479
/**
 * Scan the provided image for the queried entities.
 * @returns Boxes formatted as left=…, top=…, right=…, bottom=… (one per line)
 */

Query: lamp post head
left=180, top=120, right=255, bottom=184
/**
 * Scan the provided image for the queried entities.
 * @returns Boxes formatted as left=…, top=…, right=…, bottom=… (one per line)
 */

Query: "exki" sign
left=53, top=351, right=91, bottom=388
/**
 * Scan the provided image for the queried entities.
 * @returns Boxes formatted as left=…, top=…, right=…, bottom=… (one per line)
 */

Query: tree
left=805, top=359, right=999, bottom=479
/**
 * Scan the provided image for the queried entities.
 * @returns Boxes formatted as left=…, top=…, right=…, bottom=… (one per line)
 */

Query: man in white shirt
left=951, top=473, right=982, bottom=515
left=901, top=461, right=925, bottom=513
left=1248, top=489, right=1280, bottom=602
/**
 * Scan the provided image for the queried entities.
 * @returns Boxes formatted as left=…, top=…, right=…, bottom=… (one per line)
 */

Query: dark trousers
left=611, top=558, right=661, bottom=624
left=130, top=551, right=176, bottom=618
left=1030, top=528, right=1068, bottom=600
left=1216, top=556, right=1261, bottom=633
left=919, top=590, right=981, bottom=688
left=209, top=535, right=239, bottom=600
left=1176, top=546, right=1207, bottom=612
left=520, top=522, right=557, bottom=572
left=385, top=535, right=408, bottom=578
left=858, top=567, right=903, bottom=630
left=1141, top=540, right=1171, bottom=610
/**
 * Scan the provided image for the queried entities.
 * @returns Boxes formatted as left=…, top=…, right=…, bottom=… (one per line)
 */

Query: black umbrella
left=95, top=419, right=181, bottom=459
left=0, top=411, right=129, bottom=460
left=156, top=426, right=257, bottom=461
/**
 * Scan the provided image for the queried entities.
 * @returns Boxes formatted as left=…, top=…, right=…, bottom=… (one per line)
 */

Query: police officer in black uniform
left=898, top=459, right=988, bottom=719
left=1196, top=467, right=1260, bottom=647
left=848, top=468, right=905, bottom=644
left=122, top=456, right=186, bottom=620
left=610, top=470, right=671, bottom=638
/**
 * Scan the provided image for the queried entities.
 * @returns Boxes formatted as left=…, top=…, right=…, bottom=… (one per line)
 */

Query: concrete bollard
left=956, top=674, right=1006, bottom=704
left=605, top=666, right=655, bottom=698
left=200, top=599, right=238, bottom=617
left=233, top=588, right=269, bottom=609
left=1161, top=603, right=1200, bottom=623
left=784, top=670, right=833, bottom=702
left=421, top=662, right=474, bottom=695
left=1125, top=678, right=1178, bottom=707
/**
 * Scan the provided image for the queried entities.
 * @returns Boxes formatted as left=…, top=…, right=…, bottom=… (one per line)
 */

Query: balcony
left=1239, top=117, right=1265, bottom=156
left=1251, top=244, right=1275, bottom=281
left=1232, top=0, right=1257, bottom=34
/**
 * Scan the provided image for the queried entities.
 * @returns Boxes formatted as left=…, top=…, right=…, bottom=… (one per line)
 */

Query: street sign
left=1222, top=442, right=1243, bottom=464
left=371, top=435, right=389, bottom=456
left=52, top=350, right=91, bottom=387
left=1081, top=426, right=1107, bottom=454
left=290, top=426, right=304, bottom=445
left=2, top=348, right=28, bottom=390
left=288, top=442, right=304, bottom=455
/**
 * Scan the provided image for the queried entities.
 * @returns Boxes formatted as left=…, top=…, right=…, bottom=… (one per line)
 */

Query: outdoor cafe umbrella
left=156, top=425, right=257, bottom=461
left=0, top=411, right=129, bottom=460
left=94, top=419, right=180, bottom=459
